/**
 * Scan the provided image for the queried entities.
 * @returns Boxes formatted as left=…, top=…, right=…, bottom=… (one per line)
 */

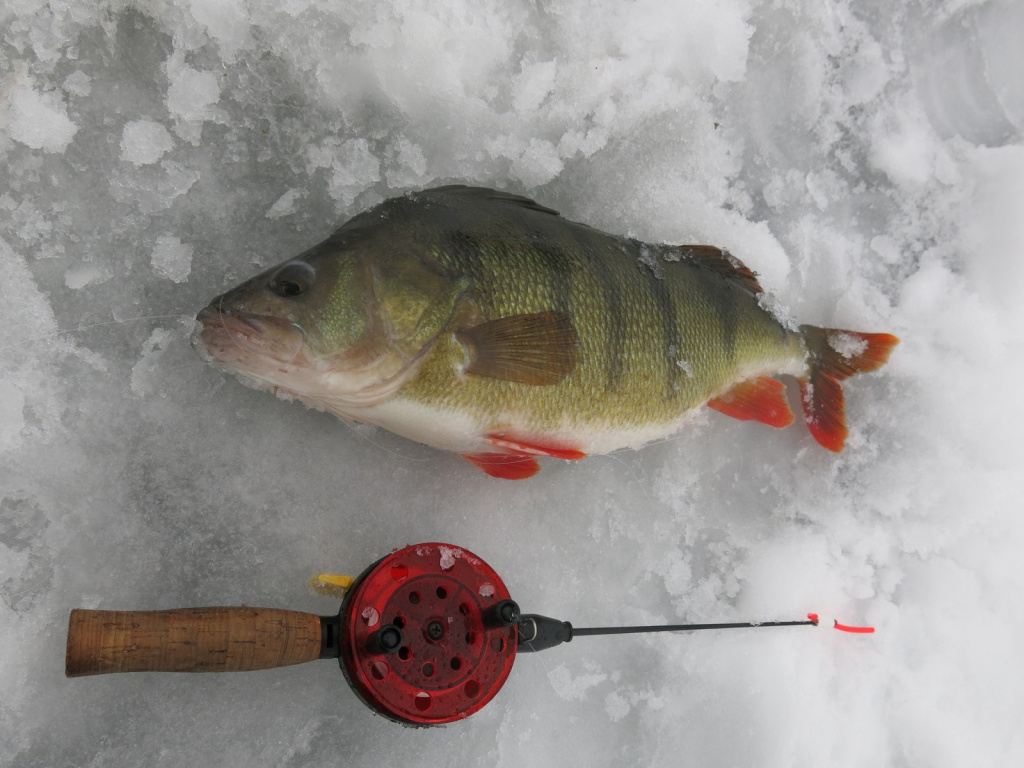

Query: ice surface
left=2, top=1, right=1023, bottom=767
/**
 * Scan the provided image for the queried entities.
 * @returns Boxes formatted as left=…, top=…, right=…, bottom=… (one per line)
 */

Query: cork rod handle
left=65, top=607, right=323, bottom=677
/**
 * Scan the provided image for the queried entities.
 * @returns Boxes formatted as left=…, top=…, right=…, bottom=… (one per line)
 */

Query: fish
left=194, top=185, right=898, bottom=479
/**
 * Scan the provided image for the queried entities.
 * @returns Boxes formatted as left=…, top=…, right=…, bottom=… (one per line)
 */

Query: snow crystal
left=637, top=244, right=665, bottom=279
left=438, top=546, right=457, bottom=571
left=547, top=663, right=608, bottom=702
left=310, top=137, right=381, bottom=209
left=130, top=328, right=176, bottom=396
left=62, top=70, right=91, bottom=97
left=64, top=264, right=110, bottom=289
left=2, top=76, right=78, bottom=152
left=165, top=55, right=223, bottom=144
left=120, top=120, right=175, bottom=166
left=150, top=235, right=193, bottom=282
left=265, top=188, right=305, bottom=219
left=187, top=0, right=251, bottom=60
left=826, top=331, right=869, bottom=360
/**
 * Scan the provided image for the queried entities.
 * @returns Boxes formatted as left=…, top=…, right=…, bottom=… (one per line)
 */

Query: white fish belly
left=343, top=396, right=706, bottom=458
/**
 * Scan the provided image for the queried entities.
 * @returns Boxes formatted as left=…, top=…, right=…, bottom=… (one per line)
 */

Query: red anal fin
left=461, top=452, right=540, bottom=480
left=707, top=376, right=794, bottom=429
left=484, top=434, right=587, bottom=461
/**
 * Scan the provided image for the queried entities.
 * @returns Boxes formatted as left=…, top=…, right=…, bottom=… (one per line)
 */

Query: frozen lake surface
left=2, top=1, right=1022, bottom=766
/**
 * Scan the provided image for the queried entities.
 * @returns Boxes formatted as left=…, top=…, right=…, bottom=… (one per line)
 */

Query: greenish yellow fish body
left=194, top=186, right=897, bottom=478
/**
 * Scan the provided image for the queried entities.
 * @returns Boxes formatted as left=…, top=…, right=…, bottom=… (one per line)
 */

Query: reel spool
left=331, top=543, right=518, bottom=725
left=65, top=541, right=866, bottom=725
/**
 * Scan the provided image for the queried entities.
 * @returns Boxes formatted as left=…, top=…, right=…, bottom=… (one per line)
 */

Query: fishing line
left=0, top=313, right=195, bottom=353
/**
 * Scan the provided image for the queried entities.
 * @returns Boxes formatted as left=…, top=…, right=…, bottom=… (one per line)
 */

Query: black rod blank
left=571, top=619, right=817, bottom=637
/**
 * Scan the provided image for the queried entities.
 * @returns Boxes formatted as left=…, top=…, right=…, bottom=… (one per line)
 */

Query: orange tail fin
left=798, top=326, right=899, bottom=452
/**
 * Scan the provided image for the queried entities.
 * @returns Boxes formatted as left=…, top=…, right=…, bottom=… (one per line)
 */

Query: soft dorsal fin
left=679, top=245, right=763, bottom=294
left=427, top=186, right=561, bottom=216
left=456, top=311, right=580, bottom=385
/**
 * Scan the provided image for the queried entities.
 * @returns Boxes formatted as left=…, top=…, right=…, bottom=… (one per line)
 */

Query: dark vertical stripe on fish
left=638, top=245, right=682, bottom=397
left=690, top=261, right=740, bottom=359
left=570, top=227, right=625, bottom=391
left=529, top=236, right=572, bottom=316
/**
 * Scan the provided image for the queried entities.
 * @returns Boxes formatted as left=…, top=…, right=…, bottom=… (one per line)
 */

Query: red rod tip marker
left=807, top=613, right=874, bottom=633
left=833, top=620, right=875, bottom=634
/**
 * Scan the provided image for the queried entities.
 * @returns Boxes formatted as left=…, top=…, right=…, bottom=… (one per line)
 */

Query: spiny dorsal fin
left=679, top=245, right=763, bottom=294
left=427, top=186, right=561, bottom=216
left=456, top=311, right=580, bottom=385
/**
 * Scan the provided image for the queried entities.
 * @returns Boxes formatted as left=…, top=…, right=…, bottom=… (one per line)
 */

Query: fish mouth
left=193, top=305, right=306, bottom=367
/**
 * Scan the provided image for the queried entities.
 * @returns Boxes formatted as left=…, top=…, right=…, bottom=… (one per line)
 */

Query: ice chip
left=266, top=189, right=305, bottom=219
left=438, top=546, right=457, bottom=571
left=120, top=120, right=175, bottom=166
left=827, top=331, right=869, bottom=360
left=151, top=236, right=193, bottom=283
left=3, top=76, right=78, bottom=153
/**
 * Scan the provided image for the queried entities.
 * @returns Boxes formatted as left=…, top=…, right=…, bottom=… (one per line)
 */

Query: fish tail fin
left=798, top=325, right=899, bottom=452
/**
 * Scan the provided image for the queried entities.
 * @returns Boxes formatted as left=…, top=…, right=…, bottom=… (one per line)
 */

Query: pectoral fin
left=456, top=311, right=580, bottom=385
left=707, top=376, right=795, bottom=429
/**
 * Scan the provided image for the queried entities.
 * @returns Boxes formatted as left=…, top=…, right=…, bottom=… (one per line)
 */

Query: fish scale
left=195, top=185, right=898, bottom=478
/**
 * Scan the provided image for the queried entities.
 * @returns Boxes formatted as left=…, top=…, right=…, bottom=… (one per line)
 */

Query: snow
left=120, top=120, right=175, bottom=166
left=2, top=75, right=78, bottom=152
left=150, top=235, right=193, bottom=283
left=2, top=1, right=1023, bottom=767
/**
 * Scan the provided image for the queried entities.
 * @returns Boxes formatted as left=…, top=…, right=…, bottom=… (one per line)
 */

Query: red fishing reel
left=65, top=541, right=868, bottom=726
left=331, top=543, right=519, bottom=725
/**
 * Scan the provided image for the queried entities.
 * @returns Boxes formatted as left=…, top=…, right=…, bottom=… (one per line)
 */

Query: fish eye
left=268, top=260, right=316, bottom=298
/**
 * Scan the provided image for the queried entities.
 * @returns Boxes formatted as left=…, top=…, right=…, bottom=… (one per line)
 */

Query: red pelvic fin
left=461, top=452, right=541, bottom=480
left=799, top=326, right=900, bottom=452
left=707, top=376, right=794, bottom=429
left=484, top=434, right=587, bottom=461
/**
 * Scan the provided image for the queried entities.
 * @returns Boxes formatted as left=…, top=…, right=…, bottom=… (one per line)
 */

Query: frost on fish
left=827, top=331, right=870, bottom=359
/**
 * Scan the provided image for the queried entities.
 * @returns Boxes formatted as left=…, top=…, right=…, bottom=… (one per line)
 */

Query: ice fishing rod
left=65, top=542, right=872, bottom=726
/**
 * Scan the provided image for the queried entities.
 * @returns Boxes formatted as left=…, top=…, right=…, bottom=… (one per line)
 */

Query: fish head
left=194, top=233, right=468, bottom=410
